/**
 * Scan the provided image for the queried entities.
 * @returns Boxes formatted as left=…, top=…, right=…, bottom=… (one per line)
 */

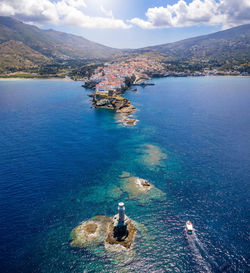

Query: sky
left=0, top=0, right=250, bottom=48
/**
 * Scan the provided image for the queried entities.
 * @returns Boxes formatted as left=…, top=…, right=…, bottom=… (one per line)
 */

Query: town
left=82, top=56, right=165, bottom=126
left=89, top=56, right=164, bottom=96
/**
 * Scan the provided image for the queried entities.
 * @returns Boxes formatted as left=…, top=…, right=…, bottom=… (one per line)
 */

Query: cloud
left=0, top=0, right=131, bottom=29
left=130, top=0, right=250, bottom=29
left=100, top=5, right=113, bottom=18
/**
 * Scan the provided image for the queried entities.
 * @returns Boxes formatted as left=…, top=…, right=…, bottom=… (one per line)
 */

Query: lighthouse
left=113, top=202, right=130, bottom=240
left=118, top=202, right=125, bottom=226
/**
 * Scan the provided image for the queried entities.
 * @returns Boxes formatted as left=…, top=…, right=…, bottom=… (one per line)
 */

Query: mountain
left=0, top=40, right=50, bottom=71
left=137, top=24, right=250, bottom=65
left=0, top=16, right=120, bottom=62
left=0, top=16, right=249, bottom=74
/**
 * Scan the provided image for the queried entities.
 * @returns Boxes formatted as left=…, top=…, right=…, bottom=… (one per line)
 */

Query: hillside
left=0, top=16, right=120, bottom=61
left=0, top=40, right=50, bottom=72
left=0, top=16, right=249, bottom=75
left=135, top=24, right=250, bottom=71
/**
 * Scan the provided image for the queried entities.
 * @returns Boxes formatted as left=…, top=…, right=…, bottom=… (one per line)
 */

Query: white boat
left=186, top=221, right=193, bottom=234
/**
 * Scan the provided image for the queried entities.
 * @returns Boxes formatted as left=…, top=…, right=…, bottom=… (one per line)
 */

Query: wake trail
left=187, top=231, right=212, bottom=273
left=192, top=231, right=219, bottom=268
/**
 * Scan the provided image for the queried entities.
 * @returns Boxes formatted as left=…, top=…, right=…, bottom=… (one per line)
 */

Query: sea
left=0, top=77, right=249, bottom=273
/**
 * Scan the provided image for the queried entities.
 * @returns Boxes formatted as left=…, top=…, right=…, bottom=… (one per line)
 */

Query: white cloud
left=0, top=3, right=15, bottom=16
left=0, top=0, right=131, bottom=29
left=130, top=0, right=250, bottom=29
left=100, top=5, right=113, bottom=18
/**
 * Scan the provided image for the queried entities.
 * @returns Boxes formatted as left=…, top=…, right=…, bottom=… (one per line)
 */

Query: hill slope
left=0, top=16, right=120, bottom=60
left=137, top=24, right=250, bottom=65
left=0, top=16, right=249, bottom=74
left=0, top=40, right=50, bottom=72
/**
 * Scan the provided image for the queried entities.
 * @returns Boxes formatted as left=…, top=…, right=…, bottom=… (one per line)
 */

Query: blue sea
left=0, top=77, right=249, bottom=272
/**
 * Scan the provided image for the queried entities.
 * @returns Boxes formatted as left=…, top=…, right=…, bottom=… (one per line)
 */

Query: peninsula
left=83, top=56, right=164, bottom=125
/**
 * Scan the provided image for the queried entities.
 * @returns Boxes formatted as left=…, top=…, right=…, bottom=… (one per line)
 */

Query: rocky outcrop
left=118, top=172, right=166, bottom=202
left=120, top=115, right=138, bottom=126
left=82, top=80, right=97, bottom=90
left=83, top=76, right=139, bottom=126
left=93, top=94, right=135, bottom=113
left=93, top=94, right=138, bottom=126
left=70, top=214, right=138, bottom=251
left=105, top=216, right=137, bottom=250
left=70, top=216, right=111, bottom=248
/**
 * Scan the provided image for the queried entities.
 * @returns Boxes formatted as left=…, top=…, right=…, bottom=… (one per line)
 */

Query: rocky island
left=70, top=202, right=138, bottom=252
left=92, top=93, right=138, bottom=126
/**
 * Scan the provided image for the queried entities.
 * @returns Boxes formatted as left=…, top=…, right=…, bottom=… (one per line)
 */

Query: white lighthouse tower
left=118, top=202, right=125, bottom=226
left=113, top=202, right=130, bottom=239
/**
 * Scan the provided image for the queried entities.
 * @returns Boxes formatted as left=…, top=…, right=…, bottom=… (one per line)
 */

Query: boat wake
left=186, top=230, right=215, bottom=273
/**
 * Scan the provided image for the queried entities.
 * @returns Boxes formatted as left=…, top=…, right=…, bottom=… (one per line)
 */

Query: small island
left=70, top=202, right=138, bottom=251
left=119, top=172, right=166, bottom=202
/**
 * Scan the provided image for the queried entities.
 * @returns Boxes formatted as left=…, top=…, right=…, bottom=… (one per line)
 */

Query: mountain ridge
left=0, top=16, right=249, bottom=74
left=0, top=16, right=120, bottom=60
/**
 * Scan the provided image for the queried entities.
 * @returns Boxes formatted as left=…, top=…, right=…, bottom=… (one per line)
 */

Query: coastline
left=0, top=76, right=249, bottom=272
left=1, top=74, right=249, bottom=81
left=0, top=77, right=73, bottom=81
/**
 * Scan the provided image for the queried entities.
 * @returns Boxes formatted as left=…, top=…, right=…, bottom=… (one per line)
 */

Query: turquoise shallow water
left=0, top=77, right=249, bottom=272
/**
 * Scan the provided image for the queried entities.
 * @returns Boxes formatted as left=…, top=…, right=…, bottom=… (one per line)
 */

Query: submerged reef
left=119, top=172, right=166, bottom=202
left=70, top=216, right=111, bottom=248
left=82, top=171, right=166, bottom=205
left=137, top=144, right=167, bottom=169
left=116, top=113, right=138, bottom=126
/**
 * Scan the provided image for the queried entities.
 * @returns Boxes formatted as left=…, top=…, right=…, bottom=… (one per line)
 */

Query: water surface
left=0, top=77, right=249, bottom=272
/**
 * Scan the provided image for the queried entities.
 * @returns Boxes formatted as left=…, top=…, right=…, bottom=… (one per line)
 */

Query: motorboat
left=186, top=221, right=193, bottom=234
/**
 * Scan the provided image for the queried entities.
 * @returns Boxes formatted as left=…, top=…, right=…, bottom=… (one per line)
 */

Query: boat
left=186, top=221, right=193, bottom=234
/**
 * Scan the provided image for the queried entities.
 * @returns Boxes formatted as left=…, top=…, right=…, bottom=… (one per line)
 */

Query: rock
left=93, top=94, right=137, bottom=118
left=122, top=118, right=138, bottom=126
left=82, top=80, right=96, bottom=90
left=119, top=173, right=166, bottom=202
left=135, top=178, right=152, bottom=192
left=70, top=214, right=138, bottom=251
left=92, top=93, right=139, bottom=126
left=116, top=105, right=135, bottom=114
left=70, top=209, right=139, bottom=251
left=105, top=217, right=137, bottom=250
left=95, top=98, right=114, bottom=108
left=70, top=216, right=112, bottom=248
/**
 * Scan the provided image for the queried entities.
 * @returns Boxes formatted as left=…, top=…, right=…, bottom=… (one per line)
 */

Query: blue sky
left=0, top=0, right=250, bottom=48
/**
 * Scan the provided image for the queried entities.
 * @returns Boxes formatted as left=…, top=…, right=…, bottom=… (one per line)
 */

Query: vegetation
left=136, top=24, right=250, bottom=73
left=0, top=16, right=249, bottom=77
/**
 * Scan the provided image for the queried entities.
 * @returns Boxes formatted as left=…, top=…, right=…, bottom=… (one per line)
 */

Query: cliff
left=93, top=94, right=135, bottom=112
left=92, top=94, right=138, bottom=126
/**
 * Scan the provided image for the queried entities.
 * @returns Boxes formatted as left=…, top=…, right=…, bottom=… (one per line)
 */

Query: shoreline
left=0, top=77, right=73, bottom=81
left=1, top=75, right=249, bottom=81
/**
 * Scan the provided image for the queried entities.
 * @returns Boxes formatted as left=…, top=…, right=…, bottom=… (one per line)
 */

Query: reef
left=119, top=172, right=166, bottom=202
left=116, top=113, right=138, bottom=126
left=70, top=216, right=111, bottom=248
left=138, top=144, right=167, bottom=169
left=70, top=214, right=137, bottom=251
